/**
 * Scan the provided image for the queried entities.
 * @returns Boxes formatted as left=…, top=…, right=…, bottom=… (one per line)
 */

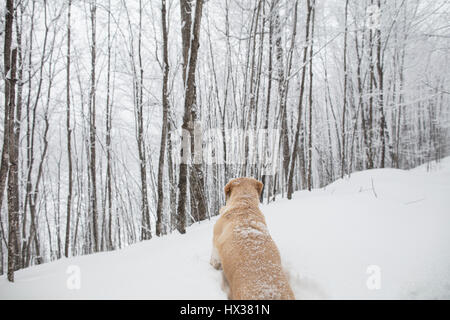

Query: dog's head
left=224, top=177, right=263, bottom=202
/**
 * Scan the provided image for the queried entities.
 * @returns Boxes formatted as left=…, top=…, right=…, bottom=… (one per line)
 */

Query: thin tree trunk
left=341, top=0, right=349, bottom=177
left=156, top=0, right=170, bottom=236
left=65, top=0, right=73, bottom=258
left=14, top=0, right=24, bottom=267
left=89, top=0, right=99, bottom=252
left=273, top=2, right=294, bottom=187
left=104, top=0, right=113, bottom=250
left=167, top=118, right=177, bottom=232
left=135, top=0, right=151, bottom=241
left=287, top=0, right=312, bottom=199
left=376, top=0, right=386, bottom=168
left=7, top=48, right=20, bottom=282
left=261, top=0, right=275, bottom=202
left=0, top=0, right=15, bottom=236
left=307, top=1, right=315, bottom=191
left=367, top=0, right=375, bottom=169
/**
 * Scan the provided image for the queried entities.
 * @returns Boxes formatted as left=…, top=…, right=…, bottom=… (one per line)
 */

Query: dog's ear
left=253, top=179, right=263, bottom=196
left=224, top=179, right=234, bottom=201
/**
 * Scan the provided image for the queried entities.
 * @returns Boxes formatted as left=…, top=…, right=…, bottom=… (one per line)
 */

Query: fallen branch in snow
left=371, top=178, right=378, bottom=198
left=404, top=198, right=426, bottom=205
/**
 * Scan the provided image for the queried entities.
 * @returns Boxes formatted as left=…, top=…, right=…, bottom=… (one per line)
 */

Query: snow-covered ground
left=1, top=158, right=450, bottom=299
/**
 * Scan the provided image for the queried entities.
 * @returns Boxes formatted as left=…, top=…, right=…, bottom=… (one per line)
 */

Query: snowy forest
left=0, top=0, right=449, bottom=283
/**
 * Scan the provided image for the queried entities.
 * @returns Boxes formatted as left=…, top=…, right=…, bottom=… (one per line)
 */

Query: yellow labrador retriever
left=210, top=177, right=295, bottom=300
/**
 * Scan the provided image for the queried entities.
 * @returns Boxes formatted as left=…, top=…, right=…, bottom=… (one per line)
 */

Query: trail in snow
left=1, top=158, right=450, bottom=299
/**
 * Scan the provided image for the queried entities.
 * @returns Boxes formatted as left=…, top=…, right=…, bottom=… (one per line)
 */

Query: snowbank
left=1, top=158, right=450, bottom=299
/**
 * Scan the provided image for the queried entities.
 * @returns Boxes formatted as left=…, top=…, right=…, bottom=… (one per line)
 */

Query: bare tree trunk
left=0, top=228, right=3, bottom=275
left=136, top=0, right=151, bottom=241
left=287, top=0, right=312, bottom=199
left=367, top=0, right=375, bottom=169
left=25, top=21, right=58, bottom=265
left=273, top=2, right=293, bottom=188
left=261, top=0, right=275, bottom=203
left=65, top=0, right=73, bottom=258
left=22, top=0, right=48, bottom=266
left=250, top=1, right=266, bottom=178
left=14, top=0, right=24, bottom=266
left=7, top=48, right=20, bottom=282
left=341, top=0, right=349, bottom=178
left=20, top=1, right=35, bottom=263
left=307, top=1, right=315, bottom=191
left=242, top=0, right=262, bottom=176
left=88, top=0, right=99, bottom=252
left=104, top=0, right=113, bottom=250
left=177, top=0, right=205, bottom=233
left=0, top=0, right=14, bottom=234
left=188, top=63, right=207, bottom=220
left=167, top=118, right=177, bottom=232
left=354, top=26, right=369, bottom=170
left=26, top=96, right=50, bottom=266
left=376, top=0, right=386, bottom=168
left=156, top=0, right=170, bottom=237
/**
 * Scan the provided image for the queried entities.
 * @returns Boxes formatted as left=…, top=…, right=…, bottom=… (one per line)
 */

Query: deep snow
left=1, top=158, right=450, bottom=299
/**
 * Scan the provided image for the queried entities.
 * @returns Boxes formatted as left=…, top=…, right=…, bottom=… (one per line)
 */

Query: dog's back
left=214, top=197, right=295, bottom=300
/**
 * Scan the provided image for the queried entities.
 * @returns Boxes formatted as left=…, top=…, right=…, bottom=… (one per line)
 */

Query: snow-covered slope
left=1, top=158, right=450, bottom=299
